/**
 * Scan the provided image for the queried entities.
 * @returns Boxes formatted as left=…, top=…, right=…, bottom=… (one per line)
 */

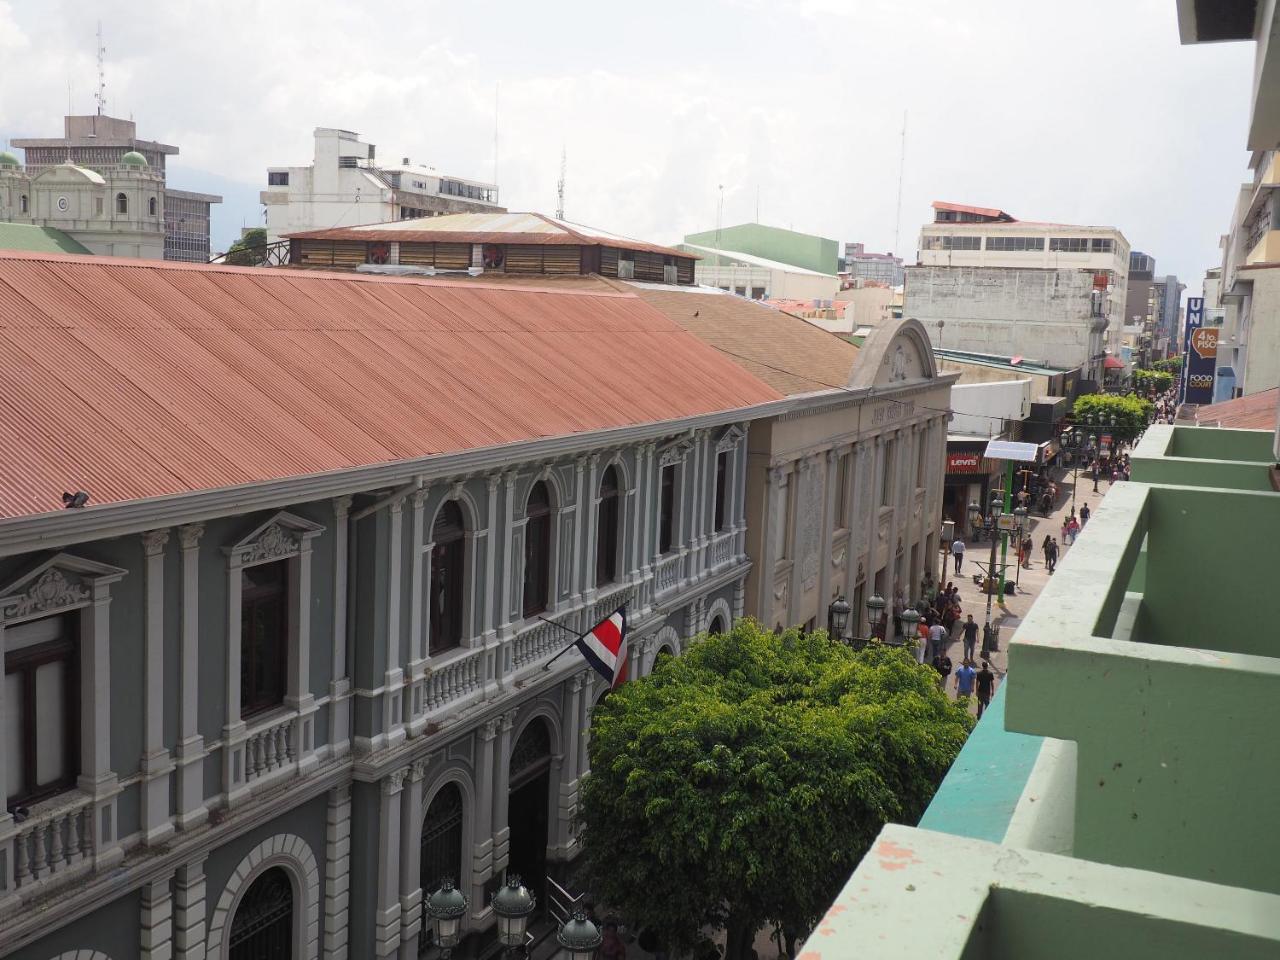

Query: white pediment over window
left=658, top=438, right=695, bottom=468
left=716, top=425, right=746, bottom=453
left=225, top=511, right=326, bottom=567
left=0, top=552, right=128, bottom=623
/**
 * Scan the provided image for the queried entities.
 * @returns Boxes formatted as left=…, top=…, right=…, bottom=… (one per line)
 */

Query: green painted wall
left=1169, top=427, right=1274, bottom=462
left=682, top=223, right=838, bottom=274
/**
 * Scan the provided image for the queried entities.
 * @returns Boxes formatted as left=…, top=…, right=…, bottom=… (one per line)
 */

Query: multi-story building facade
left=9, top=114, right=221, bottom=262
left=0, top=251, right=783, bottom=960
left=261, top=129, right=503, bottom=245
left=904, top=264, right=1111, bottom=382
left=1123, top=253, right=1184, bottom=364
left=843, top=242, right=904, bottom=286
left=916, top=200, right=1131, bottom=360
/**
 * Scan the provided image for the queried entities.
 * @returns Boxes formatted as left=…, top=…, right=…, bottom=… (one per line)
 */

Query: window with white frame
left=4, top=613, right=79, bottom=808
left=881, top=441, right=896, bottom=506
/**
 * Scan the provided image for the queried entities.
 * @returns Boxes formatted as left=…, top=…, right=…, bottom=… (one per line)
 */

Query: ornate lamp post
left=556, top=912, right=604, bottom=960
left=865, top=593, right=886, bottom=641
left=899, top=605, right=921, bottom=654
left=1012, top=505, right=1028, bottom=587
left=491, top=875, right=536, bottom=958
left=983, top=492, right=1003, bottom=626
left=424, top=878, right=469, bottom=960
left=827, top=596, right=851, bottom=641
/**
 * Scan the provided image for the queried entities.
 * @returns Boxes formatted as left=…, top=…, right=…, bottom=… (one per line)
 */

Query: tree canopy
left=1072, top=392, right=1152, bottom=440
left=223, top=227, right=269, bottom=266
left=1152, top=356, right=1183, bottom=373
left=1133, top=369, right=1174, bottom=395
left=579, top=620, right=973, bottom=960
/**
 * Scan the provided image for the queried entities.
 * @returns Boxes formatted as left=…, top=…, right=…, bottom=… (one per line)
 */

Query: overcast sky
left=0, top=0, right=1258, bottom=287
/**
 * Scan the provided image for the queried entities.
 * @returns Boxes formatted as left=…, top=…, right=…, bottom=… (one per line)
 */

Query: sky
left=0, top=0, right=1259, bottom=288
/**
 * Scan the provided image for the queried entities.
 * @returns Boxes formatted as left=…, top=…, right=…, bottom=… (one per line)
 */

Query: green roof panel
left=0, top=223, right=92, bottom=255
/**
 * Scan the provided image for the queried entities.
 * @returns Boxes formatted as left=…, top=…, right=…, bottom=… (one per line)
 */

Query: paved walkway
left=935, top=463, right=1117, bottom=716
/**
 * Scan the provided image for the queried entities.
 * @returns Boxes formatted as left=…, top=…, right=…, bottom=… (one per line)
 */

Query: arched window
left=709, top=615, right=727, bottom=636
left=148, top=196, right=157, bottom=216
left=596, top=465, right=620, bottom=586
left=523, top=481, right=551, bottom=616
left=18, top=194, right=27, bottom=214
left=229, top=866, right=293, bottom=960
left=419, top=783, right=464, bottom=952
left=509, top=719, right=552, bottom=786
left=115, top=192, right=128, bottom=214
left=430, top=501, right=465, bottom=655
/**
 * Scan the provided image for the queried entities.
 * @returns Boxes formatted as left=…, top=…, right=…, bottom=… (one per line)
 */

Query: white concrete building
left=918, top=201, right=1131, bottom=357
left=949, top=379, right=1033, bottom=438
left=678, top=241, right=841, bottom=301
left=261, top=128, right=503, bottom=244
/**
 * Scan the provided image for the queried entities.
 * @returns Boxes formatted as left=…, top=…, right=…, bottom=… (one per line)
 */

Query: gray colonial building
left=0, top=252, right=781, bottom=959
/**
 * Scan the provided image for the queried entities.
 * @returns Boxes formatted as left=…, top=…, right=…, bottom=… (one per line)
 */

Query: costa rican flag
left=575, top=607, right=629, bottom=689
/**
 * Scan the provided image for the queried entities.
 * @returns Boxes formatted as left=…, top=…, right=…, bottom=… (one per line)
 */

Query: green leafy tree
left=1072, top=393, right=1152, bottom=441
left=1133, top=369, right=1173, bottom=395
left=223, top=227, right=269, bottom=266
left=1152, top=356, right=1183, bottom=374
left=579, top=620, right=972, bottom=960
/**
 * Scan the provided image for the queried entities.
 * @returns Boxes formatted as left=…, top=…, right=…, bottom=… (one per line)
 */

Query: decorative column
left=483, top=475, right=501, bottom=694
left=384, top=498, right=406, bottom=749
left=330, top=496, right=353, bottom=759
left=570, top=457, right=587, bottom=606
left=582, top=455, right=600, bottom=604
left=554, top=674, right=584, bottom=857
left=818, top=450, right=838, bottom=612
left=82, top=572, right=122, bottom=870
left=376, top=768, right=408, bottom=957
left=471, top=720, right=498, bottom=911
left=577, top=673, right=594, bottom=781
left=408, top=487, right=430, bottom=736
left=141, top=529, right=175, bottom=846
left=498, top=471, right=517, bottom=642
left=173, top=857, right=207, bottom=960
left=288, top=528, right=318, bottom=772
left=325, top=783, right=352, bottom=960
left=629, top=447, right=645, bottom=592
left=176, top=525, right=206, bottom=829
left=141, top=875, right=174, bottom=960
left=640, top=443, right=656, bottom=606
left=399, top=761, right=427, bottom=959
left=757, top=465, right=783, bottom=625
left=491, top=710, right=517, bottom=878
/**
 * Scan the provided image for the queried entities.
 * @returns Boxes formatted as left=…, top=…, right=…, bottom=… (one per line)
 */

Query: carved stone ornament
left=179, top=523, right=206, bottom=550
left=715, top=425, right=746, bottom=453
left=799, top=464, right=824, bottom=591
left=833, top=546, right=847, bottom=570
left=411, top=757, right=431, bottom=781
left=3, top=568, right=89, bottom=620
left=481, top=718, right=501, bottom=741
left=382, top=767, right=410, bottom=795
left=237, top=523, right=301, bottom=566
left=658, top=439, right=694, bottom=468
left=773, top=579, right=789, bottom=608
left=142, top=528, right=171, bottom=556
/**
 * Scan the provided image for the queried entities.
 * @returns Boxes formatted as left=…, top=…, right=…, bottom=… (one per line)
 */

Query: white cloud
left=0, top=0, right=1257, bottom=285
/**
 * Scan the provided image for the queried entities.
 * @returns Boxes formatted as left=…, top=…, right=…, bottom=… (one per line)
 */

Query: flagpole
left=539, top=616, right=586, bottom=670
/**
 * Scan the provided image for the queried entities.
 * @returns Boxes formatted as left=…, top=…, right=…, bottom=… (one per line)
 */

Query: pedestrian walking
left=961, top=614, right=979, bottom=661
left=1068, top=515, right=1080, bottom=541
left=1022, top=533, right=1033, bottom=568
left=1046, top=537, right=1059, bottom=574
left=1080, top=503, right=1091, bottom=527
left=951, top=537, right=966, bottom=573
left=1042, top=534, right=1053, bottom=568
left=1061, top=517, right=1071, bottom=545
left=981, top=620, right=997, bottom=658
left=976, top=660, right=996, bottom=719
left=927, top=620, right=948, bottom=661
left=932, top=651, right=953, bottom=691
left=1091, top=461, right=1099, bottom=493
left=954, top=658, right=977, bottom=701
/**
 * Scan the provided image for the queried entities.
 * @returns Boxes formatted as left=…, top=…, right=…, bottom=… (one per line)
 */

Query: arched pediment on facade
left=206, top=833, right=321, bottom=960
left=848, top=317, right=938, bottom=390
left=33, top=163, right=105, bottom=186
left=0, top=552, right=127, bottom=624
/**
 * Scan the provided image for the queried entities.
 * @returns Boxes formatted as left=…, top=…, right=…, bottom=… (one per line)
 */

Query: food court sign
left=1182, top=297, right=1217, bottom=405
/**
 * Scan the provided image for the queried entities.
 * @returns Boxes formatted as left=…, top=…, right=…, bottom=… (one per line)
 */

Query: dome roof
left=0, top=151, right=20, bottom=167
left=120, top=151, right=148, bottom=167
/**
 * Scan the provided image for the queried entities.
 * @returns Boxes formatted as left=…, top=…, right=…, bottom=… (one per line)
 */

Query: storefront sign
left=946, top=452, right=990, bottom=474
left=1182, top=298, right=1216, bottom=405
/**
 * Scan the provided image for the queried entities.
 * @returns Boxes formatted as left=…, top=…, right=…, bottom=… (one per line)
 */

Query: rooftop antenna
left=716, top=184, right=724, bottom=246
left=892, top=109, right=906, bottom=257
left=493, top=82, right=499, bottom=190
left=95, top=22, right=107, bottom=117
left=555, top=145, right=566, bottom=221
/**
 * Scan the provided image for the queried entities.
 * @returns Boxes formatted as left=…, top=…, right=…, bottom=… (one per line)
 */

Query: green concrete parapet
left=1131, top=424, right=1275, bottom=490
left=799, top=824, right=1280, bottom=959
left=1005, top=480, right=1280, bottom=894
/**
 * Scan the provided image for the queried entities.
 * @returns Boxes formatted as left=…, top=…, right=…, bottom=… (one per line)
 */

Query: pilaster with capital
left=408, top=487, right=431, bottom=736
left=491, top=710, right=517, bottom=876
left=173, top=857, right=207, bottom=960
left=141, top=528, right=175, bottom=846
left=176, top=523, right=207, bottom=829
left=376, top=768, right=408, bottom=956
left=330, top=497, right=353, bottom=760
left=383, top=498, right=407, bottom=751
left=471, top=719, right=499, bottom=901
left=324, top=783, right=352, bottom=960
left=398, top=762, right=427, bottom=959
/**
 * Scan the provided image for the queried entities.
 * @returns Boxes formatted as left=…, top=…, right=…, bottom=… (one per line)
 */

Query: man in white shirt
left=951, top=537, right=966, bottom=573
left=928, top=621, right=949, bottom=660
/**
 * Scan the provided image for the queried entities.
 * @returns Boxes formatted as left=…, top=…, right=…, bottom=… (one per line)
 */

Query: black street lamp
left=424, top=878, right=469, bottom=960
left=557, top=911, right=604, bottom=960
left=827, top=596, right=851, bottom=640
left=827, top=594, right=892, bottom=648
left=491, top=875, right=536, bottom=957
left=865, top=593, right=886, bottom=641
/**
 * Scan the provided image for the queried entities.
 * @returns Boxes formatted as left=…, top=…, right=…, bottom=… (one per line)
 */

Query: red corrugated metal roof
left=1195, top=387, right=1279, bottom=430
left=0, top=252, right=781, bottom=519
left=1103, top=356, right=1126, bottom=369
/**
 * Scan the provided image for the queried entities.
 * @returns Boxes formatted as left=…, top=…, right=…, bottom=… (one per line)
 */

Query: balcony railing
left=654, top=552, right=686, bottom=594
left=424, top=645, right=485, bottom=713
left=708, top=530, right=736, bottom=568
left=5, top=791, right=95, bottom=893
left=244, top=713, right=297, bottom=785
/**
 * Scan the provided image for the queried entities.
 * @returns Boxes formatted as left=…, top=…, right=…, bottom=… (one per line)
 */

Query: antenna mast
left=892, top=109, right=906, bottom=256
left=95, top=22, right=107, bottom=116
left=555, top=146, right=566, bottom=221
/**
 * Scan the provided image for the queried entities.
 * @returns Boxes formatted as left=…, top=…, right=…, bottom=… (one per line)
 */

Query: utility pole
left=555, top=146, right=566, bottom=221
left=892, top=109, right=906, bottom=257
left=95, top=22, right=107, bottom=117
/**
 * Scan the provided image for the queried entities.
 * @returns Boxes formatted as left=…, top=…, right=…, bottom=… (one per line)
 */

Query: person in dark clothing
left=1047, top=537, right=1059, bottom=573
left=932, top=652, right=953, bottom=690
left=961, top=615, right=979, bottom=661
left=1080, top=502, right=1091, bottom=527
left=976, top=661, right=996, bottom=718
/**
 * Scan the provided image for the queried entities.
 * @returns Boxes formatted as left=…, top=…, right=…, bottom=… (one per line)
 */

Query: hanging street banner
left=1182, top=297, right=1216, bottom=405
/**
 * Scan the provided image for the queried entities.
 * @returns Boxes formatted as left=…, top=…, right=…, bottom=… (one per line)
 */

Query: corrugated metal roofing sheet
left=0, top=252, right=780, bottom=520
left=287, top=211, right=693, bottom=259
left=0, top=223, right=92, bottom=255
